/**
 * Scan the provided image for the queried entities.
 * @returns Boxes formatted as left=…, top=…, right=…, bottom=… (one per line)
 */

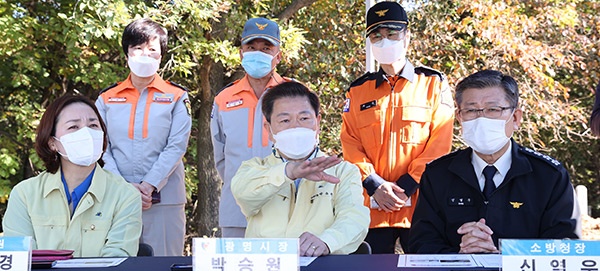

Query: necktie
left=482, top=165, right=497, bottom=200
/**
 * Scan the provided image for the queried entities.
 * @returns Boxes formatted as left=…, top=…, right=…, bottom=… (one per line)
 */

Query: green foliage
left=1, top=0, right=600, bottom=239
left=287, top=0, right=366, bottom=155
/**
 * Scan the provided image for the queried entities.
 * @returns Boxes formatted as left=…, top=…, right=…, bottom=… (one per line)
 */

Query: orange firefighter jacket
left=340, top=61, right=455, bottom=228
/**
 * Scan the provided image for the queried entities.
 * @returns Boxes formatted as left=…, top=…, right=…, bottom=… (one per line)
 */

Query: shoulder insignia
left=347, top=72, right=377, bottom=91
left=426, top=149, right=461, bottom=166
left=342, top=98, right=351, bottom=113
left=168, top=81, right=189, bottom=92
left=99, top=83, right=118, bottom=95
left=184, top=98, right=192, bottom=116
left=414, top=65, right=446, bottom=81
left=519, top=146, right=562, bottom=168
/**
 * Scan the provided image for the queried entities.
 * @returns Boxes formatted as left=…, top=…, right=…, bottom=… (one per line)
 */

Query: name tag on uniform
left=226, top=99, right=243, bottom=108
left=448, top=197, right=473, bottom=206
left=153, top=93, right=174, bottom=103
left=360, top=100, right=377, bottom=111
left=108, top=97, right=127, bottom=103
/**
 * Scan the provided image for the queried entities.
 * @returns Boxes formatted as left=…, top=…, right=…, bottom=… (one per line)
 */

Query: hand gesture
left=285, top=156, right=342, bottom=184
left=457, top=218, right=499, bottom=253
left=372, top=182, right=406, bottom=212
left=132, top=181, right=154, bottom=210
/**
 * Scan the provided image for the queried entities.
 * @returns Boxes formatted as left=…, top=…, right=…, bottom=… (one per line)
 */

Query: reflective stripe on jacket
left=96, top=74, right=191, bottom=205
left=210, top=73, right=293, bottom=227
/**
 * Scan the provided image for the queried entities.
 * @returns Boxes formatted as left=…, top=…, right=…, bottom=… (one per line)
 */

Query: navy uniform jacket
left=408, top=139, right=579, bottom=253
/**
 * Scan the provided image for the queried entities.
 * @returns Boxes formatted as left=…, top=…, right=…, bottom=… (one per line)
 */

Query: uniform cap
left=241, top=17, right=280, bottom=46
left=366, top=2, right=409, bottom=37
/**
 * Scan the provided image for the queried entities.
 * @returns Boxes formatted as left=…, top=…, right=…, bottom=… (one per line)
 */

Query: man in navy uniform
left=408, top=70, right=580, bottom=254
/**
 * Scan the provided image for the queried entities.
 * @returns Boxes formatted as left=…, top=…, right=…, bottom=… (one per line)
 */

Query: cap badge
left=375, top=9, right=388, bottom=17
left=256, top=22, right=268, bottom=30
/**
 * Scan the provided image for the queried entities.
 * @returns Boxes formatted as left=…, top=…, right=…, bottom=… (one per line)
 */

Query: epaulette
left=168, top=81, right=189, bottom=92
left=215, top=80, right=238, bottom=96
left=347, top=72, right=378, bottom=91
left=518, top=146, right=563, bottom=168
left=99, top=83, right=118, bottom=95
left=426, top=149, right=462, bottom=167
left=414, top=65, right=446, bottom=81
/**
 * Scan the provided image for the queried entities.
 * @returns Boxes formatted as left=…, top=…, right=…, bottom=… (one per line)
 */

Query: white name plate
left=193, top=238, right=299, bottom=271
left=0, top=236, right=32, bottom=271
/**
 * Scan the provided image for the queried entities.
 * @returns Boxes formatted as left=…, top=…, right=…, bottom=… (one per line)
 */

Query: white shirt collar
left=471, top=143, right=512, bottom=191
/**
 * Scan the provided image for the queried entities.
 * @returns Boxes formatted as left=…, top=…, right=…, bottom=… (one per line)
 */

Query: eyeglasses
left=368, top=29, right=406, bottom=43
left=458, top=106, right=514, bottom=121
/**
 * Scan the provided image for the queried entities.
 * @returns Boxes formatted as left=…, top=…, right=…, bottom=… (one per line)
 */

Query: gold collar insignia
left=510, top=201, right=523, bottom=209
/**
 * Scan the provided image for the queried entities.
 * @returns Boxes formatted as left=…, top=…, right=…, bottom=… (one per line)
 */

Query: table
left=35, top=254, right=498, bottom=271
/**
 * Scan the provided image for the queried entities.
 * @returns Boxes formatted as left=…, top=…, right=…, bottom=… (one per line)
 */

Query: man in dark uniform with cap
left=341, top=1, right=455, bottom=253
left=408, top=70, right=580, bottom=253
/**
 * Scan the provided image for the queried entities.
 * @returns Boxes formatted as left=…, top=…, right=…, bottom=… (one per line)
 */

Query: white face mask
left=55, top=127, right=104, bottom=166
left=461, top=115, right=513, bottom=155
left=370, top=38, right=406, bottom=65
left=273, top=127, right=318, bottom=160
left=128, top=55, right=160, bottom=77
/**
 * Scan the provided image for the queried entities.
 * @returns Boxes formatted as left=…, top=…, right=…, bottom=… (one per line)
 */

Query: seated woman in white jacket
left=231, top=81, right=370, bottom=257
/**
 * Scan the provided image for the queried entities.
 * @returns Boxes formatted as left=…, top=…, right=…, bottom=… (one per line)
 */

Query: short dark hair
left=121, top=18, right=168, bottom=57
left=455, top=70, right=519, bottom=108
left=262, top=81, right=320, bottom=123
left=35, top=95, right=107, bottom=173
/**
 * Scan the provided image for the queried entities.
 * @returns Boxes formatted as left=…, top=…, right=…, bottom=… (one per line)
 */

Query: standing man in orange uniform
left=340, top=1, right=454, bottom=254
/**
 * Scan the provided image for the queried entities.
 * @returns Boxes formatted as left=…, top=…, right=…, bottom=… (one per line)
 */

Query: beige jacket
left=232, top=151, right=370, bottom=254
left=3, top=165, right=142, bottom=257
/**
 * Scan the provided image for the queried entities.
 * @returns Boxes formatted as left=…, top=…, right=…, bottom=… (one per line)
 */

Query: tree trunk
left=193, top=53, right=224, bottom=237
left=191, top=0, right=322, bottom=237
left=193, top=98, right=221, bottom=237
left=277, top=0, right=319, bottom=22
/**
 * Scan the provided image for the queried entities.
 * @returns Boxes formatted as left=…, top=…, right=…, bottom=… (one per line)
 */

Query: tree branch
left=276, top=0, right=319, bottom=22
left=0, top=130, right=26, bottom=149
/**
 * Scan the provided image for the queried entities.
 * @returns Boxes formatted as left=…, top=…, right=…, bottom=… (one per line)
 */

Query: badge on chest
left=153, top=93, right=174, bottom=103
